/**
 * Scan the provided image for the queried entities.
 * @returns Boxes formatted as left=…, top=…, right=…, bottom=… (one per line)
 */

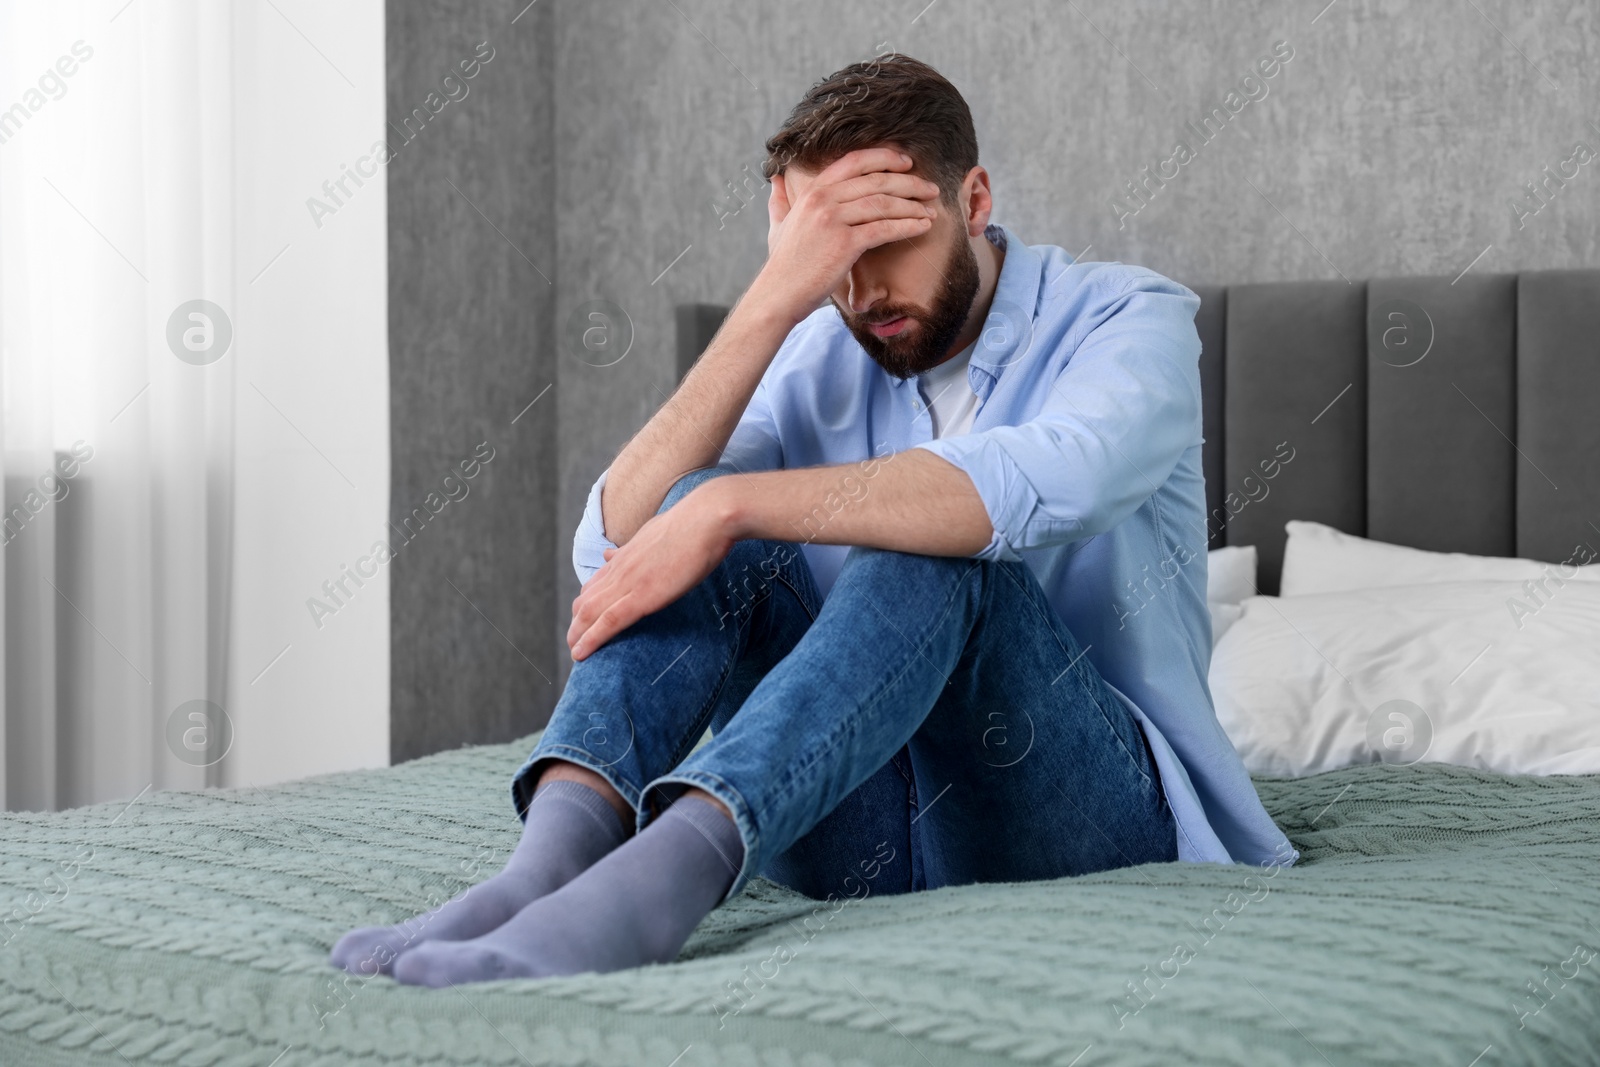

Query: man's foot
left=329, top=778, right=627, bottom=976
left=392, top=794, right=743, bottom=986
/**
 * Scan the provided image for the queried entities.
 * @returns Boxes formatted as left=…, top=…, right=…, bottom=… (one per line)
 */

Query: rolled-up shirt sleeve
left=572, top=466, right=618, bottom=586
left=915, top=271, right=1201, bottom=562
left=572, top=380, right=786, bottom=586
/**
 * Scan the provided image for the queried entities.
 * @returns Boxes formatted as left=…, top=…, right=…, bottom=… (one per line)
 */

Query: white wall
left=224, top=0, right=390, bottom=788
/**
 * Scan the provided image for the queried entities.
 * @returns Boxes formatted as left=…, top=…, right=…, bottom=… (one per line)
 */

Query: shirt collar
left=888, top=221, right=1041, bottom=388
left=967, top=221, right=1041, bottom=384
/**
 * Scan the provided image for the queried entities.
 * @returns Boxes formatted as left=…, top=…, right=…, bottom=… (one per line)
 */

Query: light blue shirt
left=574, top=222, right=1297, bottom=870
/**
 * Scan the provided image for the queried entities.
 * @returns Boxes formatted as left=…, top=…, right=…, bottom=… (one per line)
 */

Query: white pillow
left=1206, top=546, right=1257, bottom=646
left=1208, top=602, right=1245, bottom=647
left=1279, top=519, right=1600, bottom=596
left=1207, top=545, right=1258, bottom=604
left=1209, top=579, right=1600, bottom=777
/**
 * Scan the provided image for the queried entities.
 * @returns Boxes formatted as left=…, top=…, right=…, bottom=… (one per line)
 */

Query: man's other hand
left=567, top=482, right=739, bottom=661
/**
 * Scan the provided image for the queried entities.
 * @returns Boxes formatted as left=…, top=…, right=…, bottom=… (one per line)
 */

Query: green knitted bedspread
left=2, top=733, right=1597, bottom=1067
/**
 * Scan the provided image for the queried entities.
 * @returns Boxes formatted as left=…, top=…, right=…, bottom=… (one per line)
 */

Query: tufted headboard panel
left=678, top=268, right=1600, bottom=593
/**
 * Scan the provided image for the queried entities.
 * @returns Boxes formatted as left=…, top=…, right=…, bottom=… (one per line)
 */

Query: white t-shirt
left=916, top=338, right=981, bottom=438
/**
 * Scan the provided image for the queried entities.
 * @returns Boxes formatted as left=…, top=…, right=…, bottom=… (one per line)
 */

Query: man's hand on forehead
left=755, top=147, right=941, bottom=326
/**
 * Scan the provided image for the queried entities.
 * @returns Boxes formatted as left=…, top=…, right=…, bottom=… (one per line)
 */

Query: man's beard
left=836, top=234, right=982, bottom=380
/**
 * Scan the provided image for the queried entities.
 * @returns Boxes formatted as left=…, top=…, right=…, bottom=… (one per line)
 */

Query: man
left=332, top=54, right=1295, bottom=987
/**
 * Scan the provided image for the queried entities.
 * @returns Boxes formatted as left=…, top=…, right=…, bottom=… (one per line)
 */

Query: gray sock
left=392, top=794, right=744, bottom=986
left=330, top=778, right=627, bottom=976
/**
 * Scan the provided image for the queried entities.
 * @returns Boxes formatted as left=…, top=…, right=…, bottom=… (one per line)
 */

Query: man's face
left=784, top=163, right=981, bottom=379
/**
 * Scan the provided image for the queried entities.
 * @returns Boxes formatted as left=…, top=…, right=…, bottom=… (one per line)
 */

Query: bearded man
left=333, top=53, right=1294, bottom=987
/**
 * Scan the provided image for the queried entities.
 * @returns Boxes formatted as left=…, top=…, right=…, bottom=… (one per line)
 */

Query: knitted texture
left=1, top=734, right=1597, bottom=1066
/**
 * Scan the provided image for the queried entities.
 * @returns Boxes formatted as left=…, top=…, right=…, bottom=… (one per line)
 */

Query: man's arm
left=566, top=450, right=990, bottom=660
left=698, top=450, right=992, bottom=555
left=595, top=295, right=795, bottom=548
left=597, top=146, right=942, bottom=548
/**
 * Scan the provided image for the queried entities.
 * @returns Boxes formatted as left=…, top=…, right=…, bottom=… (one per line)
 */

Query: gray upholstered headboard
left=677, top=268, right=1600, bottom=593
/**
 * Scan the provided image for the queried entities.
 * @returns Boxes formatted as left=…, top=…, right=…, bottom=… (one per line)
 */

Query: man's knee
left=841, top=545, right=988, bottom=586
left=658, top=466, right=739, bottom=515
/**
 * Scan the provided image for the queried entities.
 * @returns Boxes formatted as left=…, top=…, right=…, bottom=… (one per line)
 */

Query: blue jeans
left=513, top=467, right=1177, bottom=903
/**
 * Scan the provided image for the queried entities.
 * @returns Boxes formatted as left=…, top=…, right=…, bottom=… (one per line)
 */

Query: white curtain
left=0, top=0, right=237, bottom=809
left=1, top=0, right=391, bottom=811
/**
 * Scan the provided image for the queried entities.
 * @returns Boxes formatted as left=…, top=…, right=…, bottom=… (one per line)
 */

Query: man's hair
left=762, top=54, right=978, bottom=207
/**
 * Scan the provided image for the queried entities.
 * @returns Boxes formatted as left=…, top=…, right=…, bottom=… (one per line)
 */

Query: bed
left=2, top=734, right=1598, bottom=1067
left=4, top=264, right=1598, bottom=1066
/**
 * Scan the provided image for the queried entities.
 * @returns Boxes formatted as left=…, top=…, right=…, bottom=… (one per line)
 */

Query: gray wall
left=388, top=0, right=557, bottom=761
left=551, top=0, right=1599, bottom=688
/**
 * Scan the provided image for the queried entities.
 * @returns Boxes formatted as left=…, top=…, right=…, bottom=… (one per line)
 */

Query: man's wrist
left=690, top=475, right=752, bottom=544
left=740, top=271, right=815, bottom=333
